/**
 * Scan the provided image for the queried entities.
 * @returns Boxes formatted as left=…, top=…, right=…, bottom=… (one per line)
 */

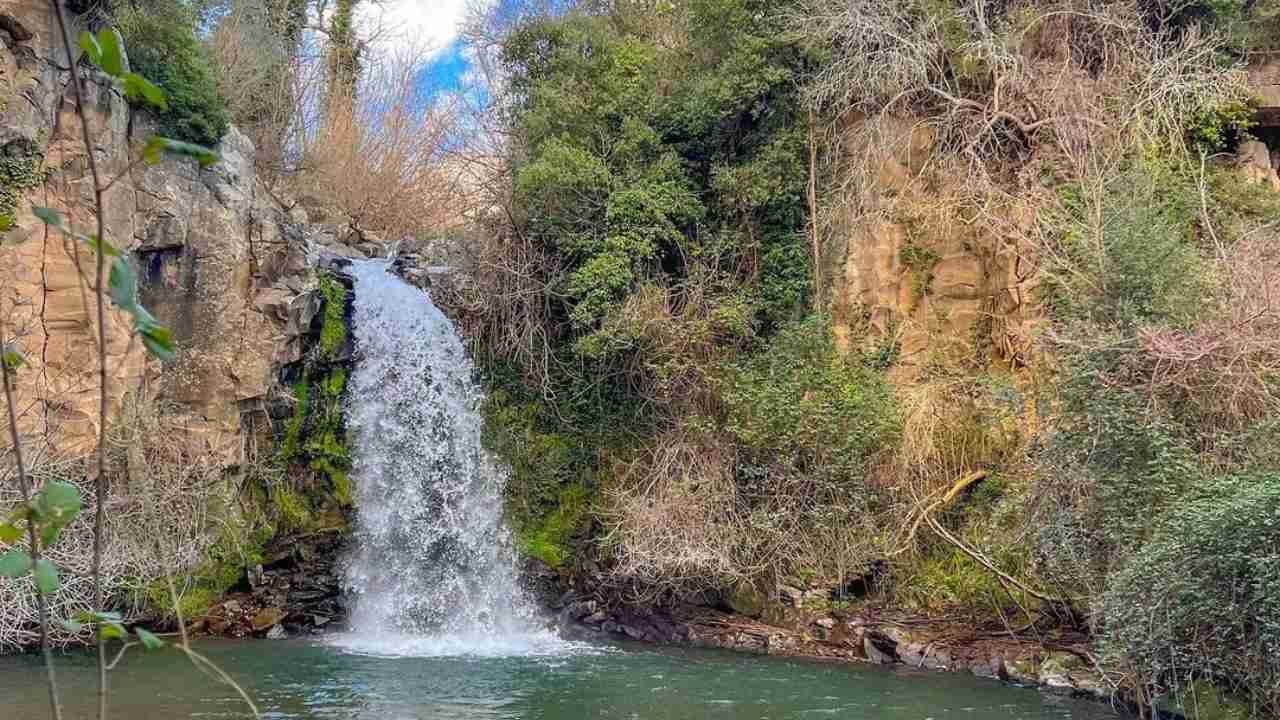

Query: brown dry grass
left=294, top=42, right=461, bottom=243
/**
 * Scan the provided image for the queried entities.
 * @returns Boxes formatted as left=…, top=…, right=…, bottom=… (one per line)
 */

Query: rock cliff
left=0, top=0, right=311, bottom=462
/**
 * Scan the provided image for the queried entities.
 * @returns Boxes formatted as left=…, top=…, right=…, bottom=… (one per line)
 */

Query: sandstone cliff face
left=828, top=117, right=1041, bottom=377
left=0, top=0, right=309, bottom=461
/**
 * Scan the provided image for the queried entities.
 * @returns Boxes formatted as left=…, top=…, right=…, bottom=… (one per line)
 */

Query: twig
left=923, top=513, right=1066, bottom=606
left=163, top=542, right=260, bottom=718
left=45, top=2, right=112, bottom=717
left=2, top=319, right=63, bottom=719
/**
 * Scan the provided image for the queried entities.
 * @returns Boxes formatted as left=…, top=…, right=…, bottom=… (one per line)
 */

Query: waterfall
left=335, top=260, right=559, bottom=656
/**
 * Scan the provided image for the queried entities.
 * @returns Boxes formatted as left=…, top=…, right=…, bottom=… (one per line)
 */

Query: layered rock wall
left=827, top=117, right=1041, bottom=376
left=0, top=0, right=310, bottom=462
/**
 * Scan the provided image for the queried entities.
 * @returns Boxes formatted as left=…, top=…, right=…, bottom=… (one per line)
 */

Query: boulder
left=251, top=607, right=286, bottom=632
left=725, top=582, right=767, bottom=618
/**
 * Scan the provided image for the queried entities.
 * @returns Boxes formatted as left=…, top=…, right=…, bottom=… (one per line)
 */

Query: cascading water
left=335, top=260, right=562, bottom=656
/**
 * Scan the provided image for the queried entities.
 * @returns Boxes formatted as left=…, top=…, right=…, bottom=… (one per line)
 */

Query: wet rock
left=1005, top=656, right=1040, bottom=685
left=251, top=608, right=286, bottom=632
left=553, top=590, right=576, bottom=610
left=265, top=624, right=287, bottom=640
left=864, top=635, right=895, bottom=665
left=778, top=586, right=805, bottom=607
left=726, top=582, right=767, bottom=618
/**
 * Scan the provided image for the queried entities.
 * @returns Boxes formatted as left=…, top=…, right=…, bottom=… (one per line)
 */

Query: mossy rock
left=725, top=581, right=767, bottom=618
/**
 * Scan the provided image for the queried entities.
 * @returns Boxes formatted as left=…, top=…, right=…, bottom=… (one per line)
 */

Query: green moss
left=516, top=482, right=590, bottom=569
left=330, top=470, right=354, bottom=507
left=138, top=511, right=269, bottom=621
left=270, top=483, right=313, bottom=530
left=318, top=274, right=348, bottom=360
left=280, top=376, right=310, bottom=461
left=899, top=241, right=940, bottom=303
left=143, top=584, right=217, bottom=622
left=277, top=308, right=352, bottom=516
left=900, top=545, right=1028, bottom=616
left=0, top=148, right=47, bottom=235
left=304, top=366, right=352, bottom=496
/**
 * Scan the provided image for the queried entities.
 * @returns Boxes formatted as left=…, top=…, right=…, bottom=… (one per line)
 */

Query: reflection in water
left=0, top=638, right=1118, bottom=720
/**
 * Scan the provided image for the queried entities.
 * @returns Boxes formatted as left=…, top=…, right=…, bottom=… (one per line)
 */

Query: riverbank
left=554, top=595, right=1120, bottom=709
left=190, top=536, right=1121, bottom=714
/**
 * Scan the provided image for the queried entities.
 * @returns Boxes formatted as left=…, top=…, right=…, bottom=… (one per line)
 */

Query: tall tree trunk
left=327, top=0, right=360, bottom=114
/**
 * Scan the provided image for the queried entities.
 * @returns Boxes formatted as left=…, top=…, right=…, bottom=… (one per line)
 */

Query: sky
left=366, top=0, right=474, bottom=93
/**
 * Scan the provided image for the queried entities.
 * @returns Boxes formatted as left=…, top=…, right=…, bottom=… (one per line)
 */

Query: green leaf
left=141, top=136, right=165, bottom=166
left=38, top=481, right=82, bottom=521
left=31, top=206, right=63, bottom=228
left=0, top=523, right=21, bottom=544
left=95, top=29, right=125, bottom=77
left=59, top=618, right=84, bottom=633
left=122, top=74, right=168, bottom=111
left=78, top=31, right=102, bottom=67
left=0, top=214, right=13, bottom=231
left=134, top=627, right=165, bottom=650
left=108, top=257, right=138, bottom=312
left=85, top=234, right=120, bottom=258
left=33, top=559, right=59, bottom=594
left=98, top=621, right=126, bottom=641
left=0, top=550, right=31, bottom=577
left=138, top=321, right=176, bottom=362
left=38, top=523, right=60, bottom=548
left=2, top=344, right=26, bottom=371
left=142, top=136, right=219, bottom=169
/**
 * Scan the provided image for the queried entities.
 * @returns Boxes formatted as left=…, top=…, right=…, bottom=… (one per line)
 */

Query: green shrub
left=722, top=316, right=899, bottom=482
left=1049, top=162, right=1210, bottom=328
left=1189, top=98, right=1257, bottom=153
left=1102, top=472, right=1280, bottom=715
left=118, top=8, right=230, bottom=146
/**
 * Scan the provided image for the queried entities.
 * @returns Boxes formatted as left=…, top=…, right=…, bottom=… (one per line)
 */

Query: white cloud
left=362, top=0, right=471, bottom=55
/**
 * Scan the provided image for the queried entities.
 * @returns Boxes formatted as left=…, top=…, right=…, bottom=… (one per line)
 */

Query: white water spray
left=335, top=260, right=563, bottom=657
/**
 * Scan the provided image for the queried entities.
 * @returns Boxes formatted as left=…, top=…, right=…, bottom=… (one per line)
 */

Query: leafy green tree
left=501, top=0, right=812, bottom=383
left=118, top=3, right=231, bottom=145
